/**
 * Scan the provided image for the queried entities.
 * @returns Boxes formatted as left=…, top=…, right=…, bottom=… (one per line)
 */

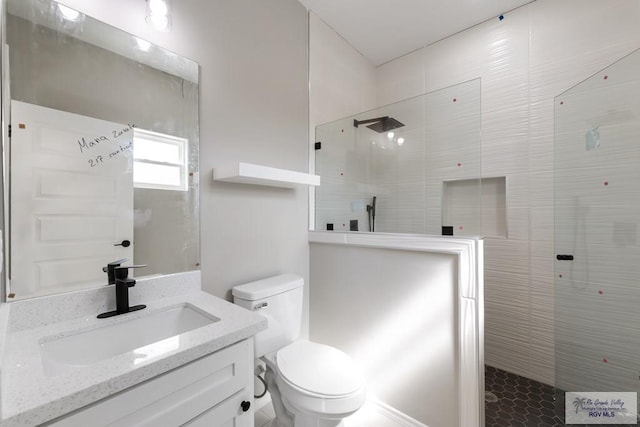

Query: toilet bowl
left=267, top=340, right=366, bottom=425
left=232, top=275, right=366, bottom=427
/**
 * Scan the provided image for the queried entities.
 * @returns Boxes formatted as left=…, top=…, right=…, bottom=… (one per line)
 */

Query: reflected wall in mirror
left=3, top=0, right=200, bottom=300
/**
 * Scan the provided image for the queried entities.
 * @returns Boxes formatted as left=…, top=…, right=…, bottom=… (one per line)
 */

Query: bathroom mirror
left=2, top=0, right=200, bottom=300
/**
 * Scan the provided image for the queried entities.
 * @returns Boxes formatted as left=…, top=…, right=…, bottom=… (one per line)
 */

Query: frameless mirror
left=3, top=0, right=200, bottom=300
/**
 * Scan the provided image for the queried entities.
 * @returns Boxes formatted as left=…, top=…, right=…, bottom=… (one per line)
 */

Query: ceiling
left=298, top=0, right=535, bottom=66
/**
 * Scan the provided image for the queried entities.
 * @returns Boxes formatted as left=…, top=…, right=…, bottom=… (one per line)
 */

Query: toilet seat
left=265, top=340, right=367, bottom=418
left=276, top=341, right=364, bottom=398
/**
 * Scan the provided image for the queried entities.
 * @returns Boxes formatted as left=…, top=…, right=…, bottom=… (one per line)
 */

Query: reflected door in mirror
left=10, top=101, right=134, bottom=298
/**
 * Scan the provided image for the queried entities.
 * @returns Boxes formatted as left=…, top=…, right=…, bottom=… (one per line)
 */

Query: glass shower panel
left=359, top=94, right=426, bottom=234
left=314, top=116, right=372, bottom=232
left=554, top=48, right=640, bottom=402
left=314, top=79, right=482, bottom=236
left=427, top=79, right=482, bottom=236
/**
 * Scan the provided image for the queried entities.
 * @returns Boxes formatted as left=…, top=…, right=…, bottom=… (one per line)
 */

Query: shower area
left=311, top=78, right=486, bottom=426
left=313, top=78, right=502, bottom=238
left=313, top=45, right=640, bottom=425
left=554, top=47, right=640, bottom=420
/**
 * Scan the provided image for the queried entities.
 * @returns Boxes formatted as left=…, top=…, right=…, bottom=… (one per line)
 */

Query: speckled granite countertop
left=0, top=271, right=266, bottom=426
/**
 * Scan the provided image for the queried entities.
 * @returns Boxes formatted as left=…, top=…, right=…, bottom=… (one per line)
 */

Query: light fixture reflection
left=146, top=0, right=172, bottom=32
left=58, top=4, right=80, bottom=21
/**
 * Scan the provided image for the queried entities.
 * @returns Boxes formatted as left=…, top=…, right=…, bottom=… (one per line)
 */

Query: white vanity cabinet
left=46, top=339, right=255, bottom=427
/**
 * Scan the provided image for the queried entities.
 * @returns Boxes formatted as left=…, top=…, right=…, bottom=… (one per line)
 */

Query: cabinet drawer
left=47, top=339, right=253, bottom=427
left=184, top=390, right=252, bottom=427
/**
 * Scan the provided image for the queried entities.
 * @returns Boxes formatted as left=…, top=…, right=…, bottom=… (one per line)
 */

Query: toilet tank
left=232, top=274, right=304, bottom=358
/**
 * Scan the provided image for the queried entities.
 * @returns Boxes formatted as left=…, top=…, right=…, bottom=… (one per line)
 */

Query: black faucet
left=98, top=260, right=148, bottom=319
left=366, top=195, right=377, bottom=232
left=102, top=258, right=129, bottom=285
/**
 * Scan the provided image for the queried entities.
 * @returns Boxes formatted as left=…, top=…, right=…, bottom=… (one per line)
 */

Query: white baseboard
left=355, top=399, right=428, bottom=427
left=373, top=400, right=427, bottom=426
left=257, top=392, right=426, bottom=426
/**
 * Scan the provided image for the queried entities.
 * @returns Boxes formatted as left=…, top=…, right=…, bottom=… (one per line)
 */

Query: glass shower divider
left=554, top=48, right=640, bottom=423
left=314, top=79, right=484, bottom=238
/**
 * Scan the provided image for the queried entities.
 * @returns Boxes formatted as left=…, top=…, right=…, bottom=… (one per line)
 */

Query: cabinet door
left=184, top=390, right=252, bottom=427
left=47, top=339, right=254, bottom=427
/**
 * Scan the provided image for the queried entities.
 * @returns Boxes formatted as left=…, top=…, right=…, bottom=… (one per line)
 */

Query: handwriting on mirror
left=77, top=123, right=135, bottom=153
left=77, top=123, right=136, bottom=168
left=87, top=141, right=133, bottom=168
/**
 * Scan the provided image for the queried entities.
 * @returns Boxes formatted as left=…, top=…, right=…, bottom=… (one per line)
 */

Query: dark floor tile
left=485, top=366, right=563, bottom=427
left=485, top=366, right=635, bottom=427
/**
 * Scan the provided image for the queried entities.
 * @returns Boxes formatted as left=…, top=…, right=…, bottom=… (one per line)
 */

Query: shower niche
left=314, top=78, right=505, bottom=238
left=443, top=176, right=507, bottom=238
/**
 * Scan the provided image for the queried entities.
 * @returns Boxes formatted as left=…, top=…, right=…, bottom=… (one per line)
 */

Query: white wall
left=309, top=12, right=377, bottom=132
left=374, top=0, right=640, bottom=385
left=57, top=0, right=312, bottom=332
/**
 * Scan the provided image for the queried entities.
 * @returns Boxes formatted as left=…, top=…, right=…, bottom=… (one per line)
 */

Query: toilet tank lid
left=232, top=274, right=303, bottom=301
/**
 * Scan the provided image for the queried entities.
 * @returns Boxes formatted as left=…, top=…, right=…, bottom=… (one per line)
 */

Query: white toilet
left=232, top=274, right=366, bottom=427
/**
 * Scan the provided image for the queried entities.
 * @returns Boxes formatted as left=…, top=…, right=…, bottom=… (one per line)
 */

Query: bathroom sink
left=40, top=304, right=219, bottom=376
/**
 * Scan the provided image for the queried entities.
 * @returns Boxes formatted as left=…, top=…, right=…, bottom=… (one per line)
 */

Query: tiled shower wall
left=375, top=0, right=640, bottom=385
left=310, top=0, right=640, bottom=386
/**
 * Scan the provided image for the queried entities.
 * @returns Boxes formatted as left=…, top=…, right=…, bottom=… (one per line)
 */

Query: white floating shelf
left=212, top=162, right=320, bottom=188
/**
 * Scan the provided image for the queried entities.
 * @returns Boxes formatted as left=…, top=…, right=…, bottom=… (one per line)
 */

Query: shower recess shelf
left=212, top=162, right=320, bottom=188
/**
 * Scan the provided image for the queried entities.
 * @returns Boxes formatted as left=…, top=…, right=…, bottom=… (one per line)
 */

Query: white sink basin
left=40, top=304, right=219, bottom=376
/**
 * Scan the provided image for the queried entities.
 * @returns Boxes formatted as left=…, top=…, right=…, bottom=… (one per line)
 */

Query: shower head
left=353, top=116, right=405, bottom=133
